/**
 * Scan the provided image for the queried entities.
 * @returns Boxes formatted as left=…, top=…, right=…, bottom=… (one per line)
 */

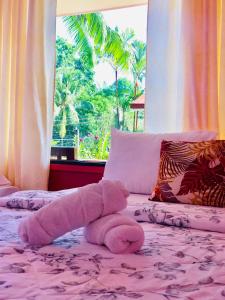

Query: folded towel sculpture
left=85, top=213, right=145, bottom=254
left=18, top=180, right=129, bottom=246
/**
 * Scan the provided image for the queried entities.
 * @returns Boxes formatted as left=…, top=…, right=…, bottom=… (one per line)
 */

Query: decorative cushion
left=103, top=129, right=217, bottom=194
left=150, top=140, right=225, bottom=207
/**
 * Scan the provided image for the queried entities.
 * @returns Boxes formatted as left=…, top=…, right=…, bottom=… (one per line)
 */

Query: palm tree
left=62, top=14, right=146, bottom=131
left=116, top=78, right=134, bottom=130
left=63, top=13, right=106, bottom=68
left=131, top=40, right=146, bottom=97
left=54, top=68, right=79, bottom=139
left=103, top=27, right=135, bottom=128
left=53, top=14, right=106, bottom=141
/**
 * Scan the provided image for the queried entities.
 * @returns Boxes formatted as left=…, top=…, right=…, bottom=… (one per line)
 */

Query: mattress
left=1, top=191, right=225, bottom=299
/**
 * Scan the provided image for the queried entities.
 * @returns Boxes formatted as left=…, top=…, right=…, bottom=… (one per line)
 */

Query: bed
left=1, top=190, right=225, bottom=300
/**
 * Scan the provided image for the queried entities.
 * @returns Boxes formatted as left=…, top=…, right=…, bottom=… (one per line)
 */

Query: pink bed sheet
left=0, top=192, right=225, bottom=299
left=123, top=194, right=225, bottom=233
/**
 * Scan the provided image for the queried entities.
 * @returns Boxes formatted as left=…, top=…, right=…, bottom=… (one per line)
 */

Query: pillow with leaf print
left=150, top=140, right=225, bottom=207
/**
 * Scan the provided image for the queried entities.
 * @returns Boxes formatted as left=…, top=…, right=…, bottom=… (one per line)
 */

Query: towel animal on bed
left=85, top=213, right=144, bottom=254
left=18, top=180, right=144, bottom=253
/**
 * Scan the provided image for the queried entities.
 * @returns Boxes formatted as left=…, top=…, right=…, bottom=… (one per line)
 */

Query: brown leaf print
left=152, top=140, right=225, bottom=207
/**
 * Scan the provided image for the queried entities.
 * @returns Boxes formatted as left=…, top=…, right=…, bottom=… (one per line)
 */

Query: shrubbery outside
left=52, top=8, right=147, bottom=160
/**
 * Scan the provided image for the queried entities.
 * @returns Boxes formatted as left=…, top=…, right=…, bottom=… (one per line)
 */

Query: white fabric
left=103, top=129, right=217, bottom=195
left=145, top=0, right=225, bottom=138
left=0, top=0, right=56, bottom=189
left=144, top=0, right=183, bottom=133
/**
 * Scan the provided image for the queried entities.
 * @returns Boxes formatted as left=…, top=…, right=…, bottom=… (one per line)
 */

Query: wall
left=57, top=0, right=147, bottom=16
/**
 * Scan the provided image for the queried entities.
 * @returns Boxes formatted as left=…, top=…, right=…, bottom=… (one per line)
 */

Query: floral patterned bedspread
left=124, top=196, right=225, bottom=233
left=1, top=193, right=225, bottom=299
left=0, top=188, right=77, bottom=210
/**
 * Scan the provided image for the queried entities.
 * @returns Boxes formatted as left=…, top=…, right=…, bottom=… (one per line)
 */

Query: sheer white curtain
left=144, top=0, right=183, bottom=133
left=0, top=0, right=56, bottom=189
left=145, top=0, right=225, bottom=138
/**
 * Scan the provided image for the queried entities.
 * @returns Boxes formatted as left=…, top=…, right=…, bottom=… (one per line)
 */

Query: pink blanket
left=85, top=213, right=144, bottom=254
left=18, top=180, right=129, bottom=246
left=3, top=199, right=225, bottom=299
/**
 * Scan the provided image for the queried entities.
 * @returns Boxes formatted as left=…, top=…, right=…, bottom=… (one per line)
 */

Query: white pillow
left=103, top=129, right=217, bottom=194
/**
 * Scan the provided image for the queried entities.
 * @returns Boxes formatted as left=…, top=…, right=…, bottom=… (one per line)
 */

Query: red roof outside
left=130, top=94, right=145, bottom=109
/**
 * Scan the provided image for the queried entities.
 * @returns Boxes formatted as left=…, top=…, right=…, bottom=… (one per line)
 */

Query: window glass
left=52, top=5, right=147, bottom=160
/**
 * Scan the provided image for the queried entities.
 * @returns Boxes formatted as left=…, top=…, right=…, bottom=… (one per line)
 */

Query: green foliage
left=63, top=13, right=105, bottom=68
left=56, top=37, right=75, bottom=68
left=103, top=27, right=131, bottom=72
left=132, top=40, right=146, bottom=82
left=131, top=40, right=146, bottom=96
left=79, top=131, right=111, bottom=160
left=53, top=13, right=146, bottom=158
left=53, top=37, right=97, bottom=141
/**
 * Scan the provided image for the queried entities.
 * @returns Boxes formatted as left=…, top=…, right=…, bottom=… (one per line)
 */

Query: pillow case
left=103, top=129, right=217, bottom=194
left=150, top=140, right=225, bottom=207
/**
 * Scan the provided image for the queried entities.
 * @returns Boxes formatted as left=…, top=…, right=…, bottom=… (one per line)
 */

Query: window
left=51, top=5, right=148, bottom=161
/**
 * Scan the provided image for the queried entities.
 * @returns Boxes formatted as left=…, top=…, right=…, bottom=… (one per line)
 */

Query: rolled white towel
left=85, top=213, right=144, bottom=254
left=18, top=180, right=129, bottom=246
